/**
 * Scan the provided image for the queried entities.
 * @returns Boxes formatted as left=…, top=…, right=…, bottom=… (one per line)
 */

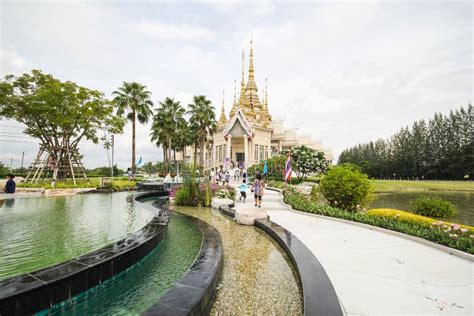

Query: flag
left=136, top=156, right=143, bottom=166
left=263, top=160, right=268, bottom=175
left=284, top=154, right=292, bottom=182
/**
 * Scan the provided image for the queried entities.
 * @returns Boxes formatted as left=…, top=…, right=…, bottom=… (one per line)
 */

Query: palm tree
left=151, top=97, right=185, bottom=163
left=188, top=95, right=217, bottom=167
left=112, top=82, right=153, bottom=172
left=174, top=120, right=194, bottom=162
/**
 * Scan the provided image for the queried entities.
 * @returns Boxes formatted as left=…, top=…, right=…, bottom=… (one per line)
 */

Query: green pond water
left=49, top=212, right=202, bottom=315
left=175, top=206, right=304, bottom=315
left=369, top=191, right=474, bottom=226
left=0, top=192, right=153, bottom=281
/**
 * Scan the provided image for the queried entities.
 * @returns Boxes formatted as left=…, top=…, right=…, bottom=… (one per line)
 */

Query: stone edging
left=143, top=197, right=224, bottom=316
left=218, top=204, right=343, bottom=316
left=0, top=191, right=170, bottom=315
left=266, top=187, right=474, bottom=262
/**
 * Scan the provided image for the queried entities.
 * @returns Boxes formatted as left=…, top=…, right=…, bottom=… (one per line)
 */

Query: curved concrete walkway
left=233, top=184, right=473, bottom=315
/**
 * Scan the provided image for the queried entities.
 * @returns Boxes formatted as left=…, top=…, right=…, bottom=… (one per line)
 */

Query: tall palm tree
left=112, top=82, right=153, bottom=172
left=151, top=97, right=185, bottom=163
left=174, top=120, right=194, bottom=162
left=188, top=95, right=217, bottom=167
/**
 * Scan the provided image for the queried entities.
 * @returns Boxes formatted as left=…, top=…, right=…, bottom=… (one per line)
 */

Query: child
left=225, top=171, right=230, bottom=185
left=239, top=179, right=248, bottom=203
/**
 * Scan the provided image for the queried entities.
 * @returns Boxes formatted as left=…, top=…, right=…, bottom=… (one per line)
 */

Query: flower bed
left=283, top=190, right=474, bottom=254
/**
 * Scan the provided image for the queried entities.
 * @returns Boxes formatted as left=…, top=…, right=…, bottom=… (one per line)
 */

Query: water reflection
left=0, top=192, right=153, bottom=281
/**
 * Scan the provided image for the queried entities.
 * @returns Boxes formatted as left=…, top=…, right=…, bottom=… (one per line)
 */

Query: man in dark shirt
left=4, top=174, right=16, bottom=193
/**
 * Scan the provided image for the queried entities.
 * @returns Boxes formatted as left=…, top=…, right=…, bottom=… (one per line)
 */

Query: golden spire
left=248, top=36, right=255, bottom=80
left=239, top=49, right=247, bottom=108
left=265, top=78, right=268, bottom=110
left=241, top=50, right=245, bottom=86
left=233, top=80, right=237, bottom=104
left=218, top=90, right=227, bottom=125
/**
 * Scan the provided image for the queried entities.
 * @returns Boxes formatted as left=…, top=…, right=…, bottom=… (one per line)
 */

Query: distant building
left=182, top=39, right=333, bottom=168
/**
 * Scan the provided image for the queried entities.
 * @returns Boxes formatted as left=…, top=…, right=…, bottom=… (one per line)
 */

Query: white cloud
left=1, top=1, right=471, bottom=166
left=132, top=21, right=216, bottom=41
left=0, top=49, right=27, bottom=75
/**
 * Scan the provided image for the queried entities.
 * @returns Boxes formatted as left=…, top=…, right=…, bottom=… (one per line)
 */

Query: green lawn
left=17, top=177, right=141, bottom=190
left=371, top=179, right=474, bottom=192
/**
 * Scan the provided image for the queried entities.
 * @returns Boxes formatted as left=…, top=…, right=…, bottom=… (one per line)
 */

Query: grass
left=17, top=177, right=140, bottom=190
left=371, top=179, right=474, bottom=192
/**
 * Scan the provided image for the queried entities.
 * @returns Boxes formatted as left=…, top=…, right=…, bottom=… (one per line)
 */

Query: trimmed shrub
left=283, top=190, right=473, bottom=254
left=413, top=197, right=457, bottom=218
left=367, top=208, right=473, bottom=232
left=319, top=164, right=373, bottom=211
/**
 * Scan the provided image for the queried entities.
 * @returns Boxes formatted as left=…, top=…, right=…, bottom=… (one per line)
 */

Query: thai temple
left=187, top=39, right=333, bottom=168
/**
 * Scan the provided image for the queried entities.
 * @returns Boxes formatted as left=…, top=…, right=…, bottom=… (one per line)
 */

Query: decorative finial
left=233, top=80, right=237, bottom=104
left=241, top=49, right=245, bottom=85
left=265, top=78, right=268, bottom=109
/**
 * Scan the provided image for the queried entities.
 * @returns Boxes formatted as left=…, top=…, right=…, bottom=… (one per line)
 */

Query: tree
left=142, top=162, right=157, bottom=176
left=112, top=82, right=153, bottom=172
left=0, top=70, right=124, bottom=180
left=188, top=95, right=217, bottom=167
left=338, top=105, right=473, bottom=180
left=150, top=97, right=185, bottom=163
left=173, top=119, right=194, bottom=161
left=288, top=145, right=328, bottom=180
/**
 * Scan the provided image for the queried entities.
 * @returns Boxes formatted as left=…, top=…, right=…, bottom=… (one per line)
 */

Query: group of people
left=238, top=172, right=265, bottom=208
left=210, top=167, right=265, bottom=208
left=210, top=168, right=247, bottom=186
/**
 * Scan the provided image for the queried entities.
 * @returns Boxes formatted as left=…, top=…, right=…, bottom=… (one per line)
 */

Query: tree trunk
left=163, top=146, right=167, bottom=163
left=200, top=140, right=205, bottom=168
left=132, top=110, right=136, bottom=172
left=168, top=136, right=172, bottom=163
left=193, top=143, right=198, bottom=167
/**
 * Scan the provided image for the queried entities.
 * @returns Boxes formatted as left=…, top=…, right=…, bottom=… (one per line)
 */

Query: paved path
left=232, top=182, right=473, bottom=315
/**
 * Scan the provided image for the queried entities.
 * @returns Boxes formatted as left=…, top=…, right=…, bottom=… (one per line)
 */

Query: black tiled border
left=0, top=191, right=170, bottom=315
left=218, top=204, right=343, bottom=316
left=143, top=200, right=224, bottom=316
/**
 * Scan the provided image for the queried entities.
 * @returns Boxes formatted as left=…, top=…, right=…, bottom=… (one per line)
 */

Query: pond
left=174, top=206, right=303, bottom=315
left=0, top=192, right=153, bottom=281
left=48, top=212, right=202, bottom=314
left=369, top=191, right=474, bottom=226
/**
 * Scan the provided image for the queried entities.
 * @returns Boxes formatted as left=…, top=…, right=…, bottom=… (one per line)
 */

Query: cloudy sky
left=0, top=1, right=472, bottom=169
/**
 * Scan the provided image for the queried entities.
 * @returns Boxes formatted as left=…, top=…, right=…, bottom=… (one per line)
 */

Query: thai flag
left=284, top=154, right=292, bottom=182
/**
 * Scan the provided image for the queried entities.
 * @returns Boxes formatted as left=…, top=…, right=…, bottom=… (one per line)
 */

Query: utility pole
left=10, top=158, right=13, bottom=173
left=111, top=134, right=114, bottom=178
left=20, top=151, right=25, bottom=175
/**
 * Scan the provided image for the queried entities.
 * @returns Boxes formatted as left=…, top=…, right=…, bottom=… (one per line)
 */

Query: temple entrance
left=236, top=152, right=245, bottom=163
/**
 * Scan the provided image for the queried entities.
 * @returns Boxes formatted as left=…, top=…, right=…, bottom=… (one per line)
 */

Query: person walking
left=210, top=168, right=215, bottom=184
left=127, top=167, right=135, bottom=181
left=252, top=173, right=265, bottom=208
left=4, top=174, right=16, bottom=194
left=239, top=179, right=248, bottom=203
left=225, top=171, right=230, bottom=185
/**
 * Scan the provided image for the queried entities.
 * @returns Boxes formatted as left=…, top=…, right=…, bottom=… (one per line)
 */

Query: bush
left=283, top=190, right=473, bottom=254
left=413, top=197, right=457, bottom=218
left=319, top=164, right=373, bottom=211
left=367, top=208, right=473, bottom=232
